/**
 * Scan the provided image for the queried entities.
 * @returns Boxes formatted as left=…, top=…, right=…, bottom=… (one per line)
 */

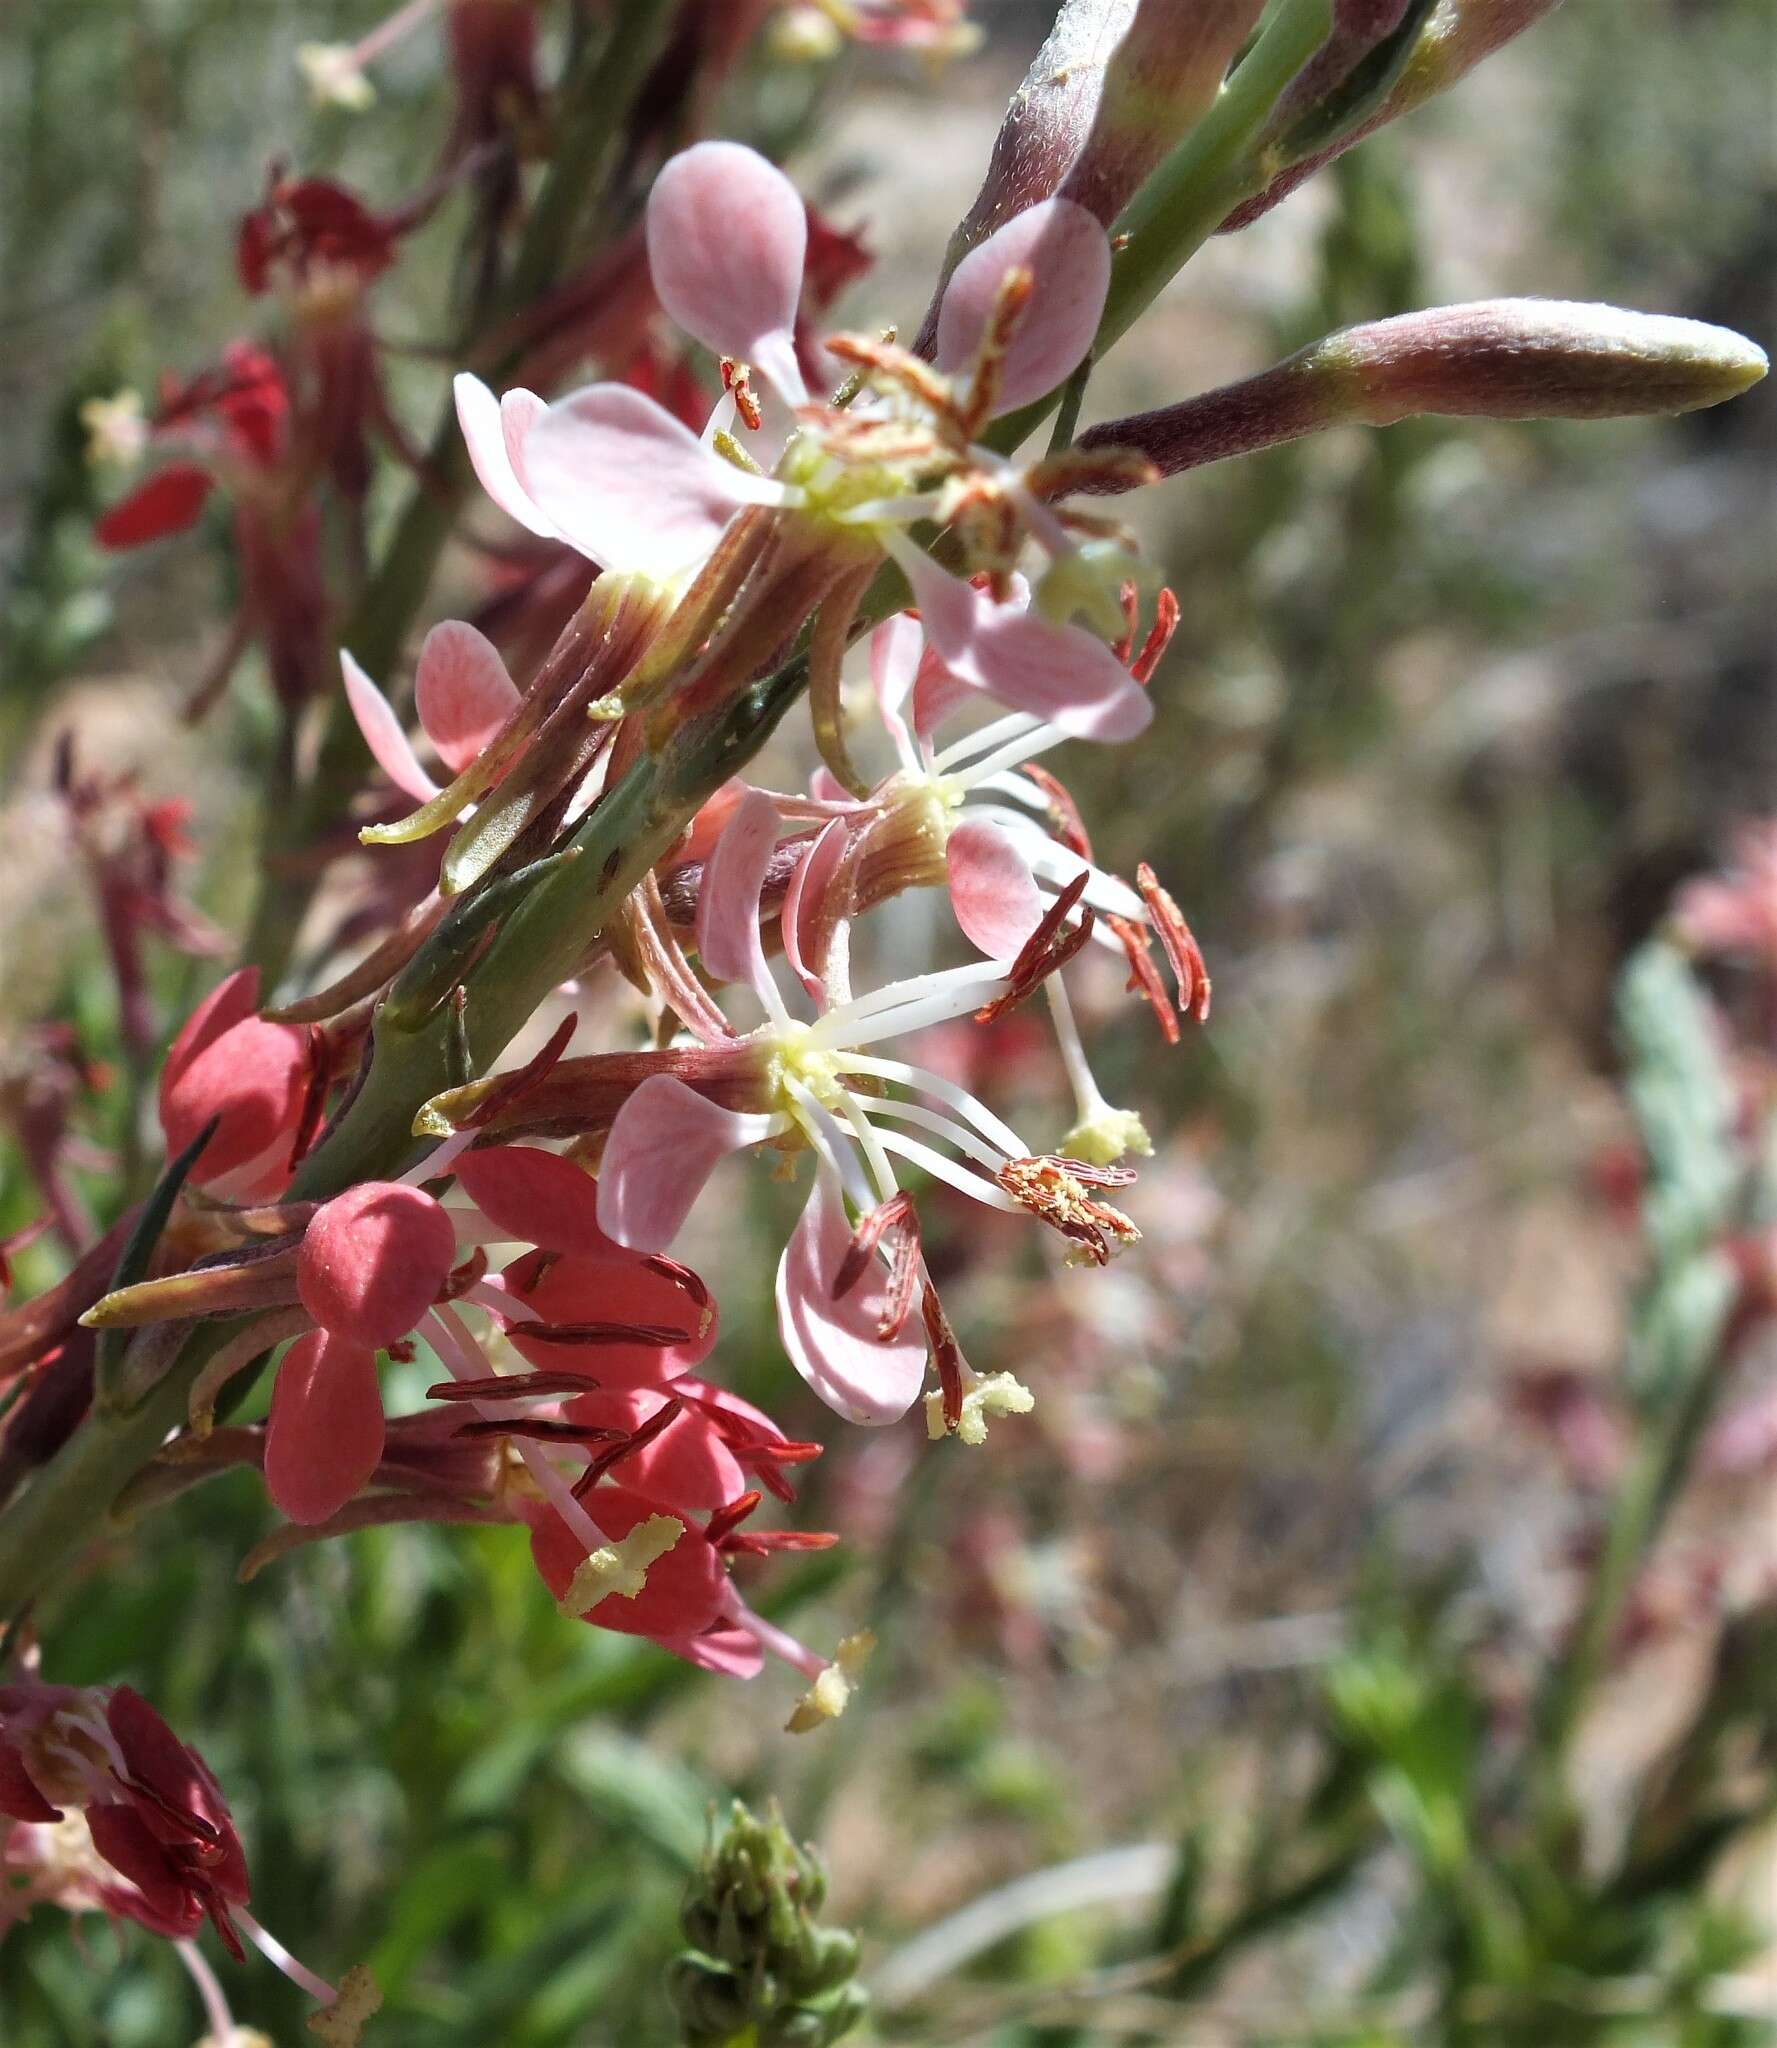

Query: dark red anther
left=703, top=1489, right=764, bottom=1547
left=285, top=1025, right=335, bottom=1173
left=1136, top=863, right=1210, bottom=1023
left=457, top=1013, right=577, bottom=1130
left=718, top=358, right=764, bottom=431
left=1107, top=913, right=1181, bottom=1044
left=921, top=1281, right=967, bottom=1435
left=1020, top=763, right=1093, bottom=860
left=976, top=873, right=1094, bottom=1024
left=425, top=1368, right=600, bottom=1403
left=517, top=1318, right=695, bottom=1347
left=576, top=1392, right=686, bottom=1490
left=454, top=1416, right=626, bottom=1444
left=832, top=1189, right=921, bottom=1340
left=1130, top=588, right=1179, bottom=684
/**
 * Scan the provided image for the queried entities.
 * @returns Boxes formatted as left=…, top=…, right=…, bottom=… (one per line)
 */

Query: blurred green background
left=1, top=2, right=1773, bottom=2043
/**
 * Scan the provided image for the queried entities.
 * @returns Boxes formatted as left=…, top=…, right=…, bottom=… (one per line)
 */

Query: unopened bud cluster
left=669, top=1802, right=866, bottom=2048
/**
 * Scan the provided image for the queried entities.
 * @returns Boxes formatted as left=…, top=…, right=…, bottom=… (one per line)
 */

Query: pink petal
left=340, top=649, right=438, bottom=802
left=297, top=1182, right=456, bottom=1349
left=781, top=817, right=851, bottom=1002
left=264, top=1332, right=385, bottom=1526
left=900, top=550, right=1151, bottom=742
left=647, top=141, right=809, bottom=405
left=505, top=1249, right=717, bottom=1387
left=453, top=1144, right=614, bottom=1257
left=598, top=1075, right=773, bottom=1251
left=775, top=1171, right=928, bottom=1426
left=655, top=1624, right=764, bottom=1678
left=160, top=969, right=261, bottom=1111
left=565, top=1387, right=744, bottom=1511
left=521, top=383, right=782, bottom=581
left=414, top=621, right=520, bottom=774
left=945, top=818, right=1047, bottom=959
left=454, top=373, right=558, bottom=539
left=869, top=614, right=922, bottom=755
left=530, top=1485, right=726, bottom=1638
left=695, top=787, right=781, bottom=1001
left=160, top=1017, right=308, bottom=1184
left=936, top=198, right=1111, bottom=416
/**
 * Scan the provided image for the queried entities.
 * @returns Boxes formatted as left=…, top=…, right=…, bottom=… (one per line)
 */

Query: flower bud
left=672, top=1802, right=867, bottom=2046
left=1078, top=301, right=1768, bottom=484
left=1320, top=299, right=1770, bottom=423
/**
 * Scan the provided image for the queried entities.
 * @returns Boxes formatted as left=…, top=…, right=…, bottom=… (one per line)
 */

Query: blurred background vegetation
left=0, top=2, right=1772, bottom=2043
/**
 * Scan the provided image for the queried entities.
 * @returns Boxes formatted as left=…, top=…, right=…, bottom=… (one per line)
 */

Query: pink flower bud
left=297, top=1182, right=457, bottom=1349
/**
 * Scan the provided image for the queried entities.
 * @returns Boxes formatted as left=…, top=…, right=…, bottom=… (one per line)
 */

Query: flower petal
left=647, top=141, right=809, bottom=405
left=775, top=1169, right=928, bottom=1426
left=781, top=816, right=851, bottom=1003
left=414, top=621, right=520, bottom=773
left=340, top=649, right=439, bottom=802
left=945, top=817, right=1047, bottom=959
left=869, top=613, right=922, bottom=757
left=454, top=1144, right=614, bottom=1256
left=695, top=787, right=781, bottom=1002
left=899, top=549, right=1151, bottom=741
left=564, top=1386, right=744, bottom=1510
left=505, top=1248, right=717, bottom=1387
left=935, top=198, right=1111, bottom=416
left=529, top=1485, right=725, bottom=1637
left=522, top=383, right=783, bottom=581
left=298, top=1182, right=456, bottom=1349
left=598, top=1074, right=775, bottom=1250
left=264, top=1332, right=385, bottom=1526
left=160, top=969, right=261, bottom=1112
left=94, top=463, right=214, bottom=550
left=454, top=372, right=558, bottom=539
left=160, top=1016, right=308, bottom=1184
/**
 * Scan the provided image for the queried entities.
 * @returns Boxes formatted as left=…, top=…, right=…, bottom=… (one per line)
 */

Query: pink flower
left=158, top=969, right=311, bottom=1201
left=339, top=620, right=520, bottom=802
left=594, top=790, right=1142, bottom=1426
left=453, top=138, right=1153, bottom=751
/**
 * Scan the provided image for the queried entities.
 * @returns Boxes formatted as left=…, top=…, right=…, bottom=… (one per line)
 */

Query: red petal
left=264, top=1333, right=385, bottom=1525
left=528, top=1485, right=725, bottom=1639
left=95, top=464, right=213, bottom=549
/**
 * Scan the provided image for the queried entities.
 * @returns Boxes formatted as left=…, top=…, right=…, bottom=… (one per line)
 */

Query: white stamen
left=831, top=1052, right=1027, bottom=1158
left=871, top=1129, right=1023, bottom=1212
left=858, top=1096, right=1009, bottom=1174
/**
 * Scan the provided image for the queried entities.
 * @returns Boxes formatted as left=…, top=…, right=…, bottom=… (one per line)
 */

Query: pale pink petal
left=781, top=817, right=852, bottom=1003
left=597, top=1074, right=775, bottom=1250
left=454, top=373, right=558, bottom=539
left=946, top=817, right=1047, bottom=959
left=522, top=383, right=783, bottom=582
left=656, top=1625, right=765, bottom=1678
left=935, top=198, right=1111, bottom=416
left=695, top=787, right=781, bottom=1003
left=775, top=1170, right=928, bottom=1426
left=899, top=549, right=1151, bottom=742
left=647, top=141, right=809, bottom=405
left=869, top=614, right=922, bottom=755
left=414, top=621, right=520, bottom=773
left=339, top=649, right=437, bottom=800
